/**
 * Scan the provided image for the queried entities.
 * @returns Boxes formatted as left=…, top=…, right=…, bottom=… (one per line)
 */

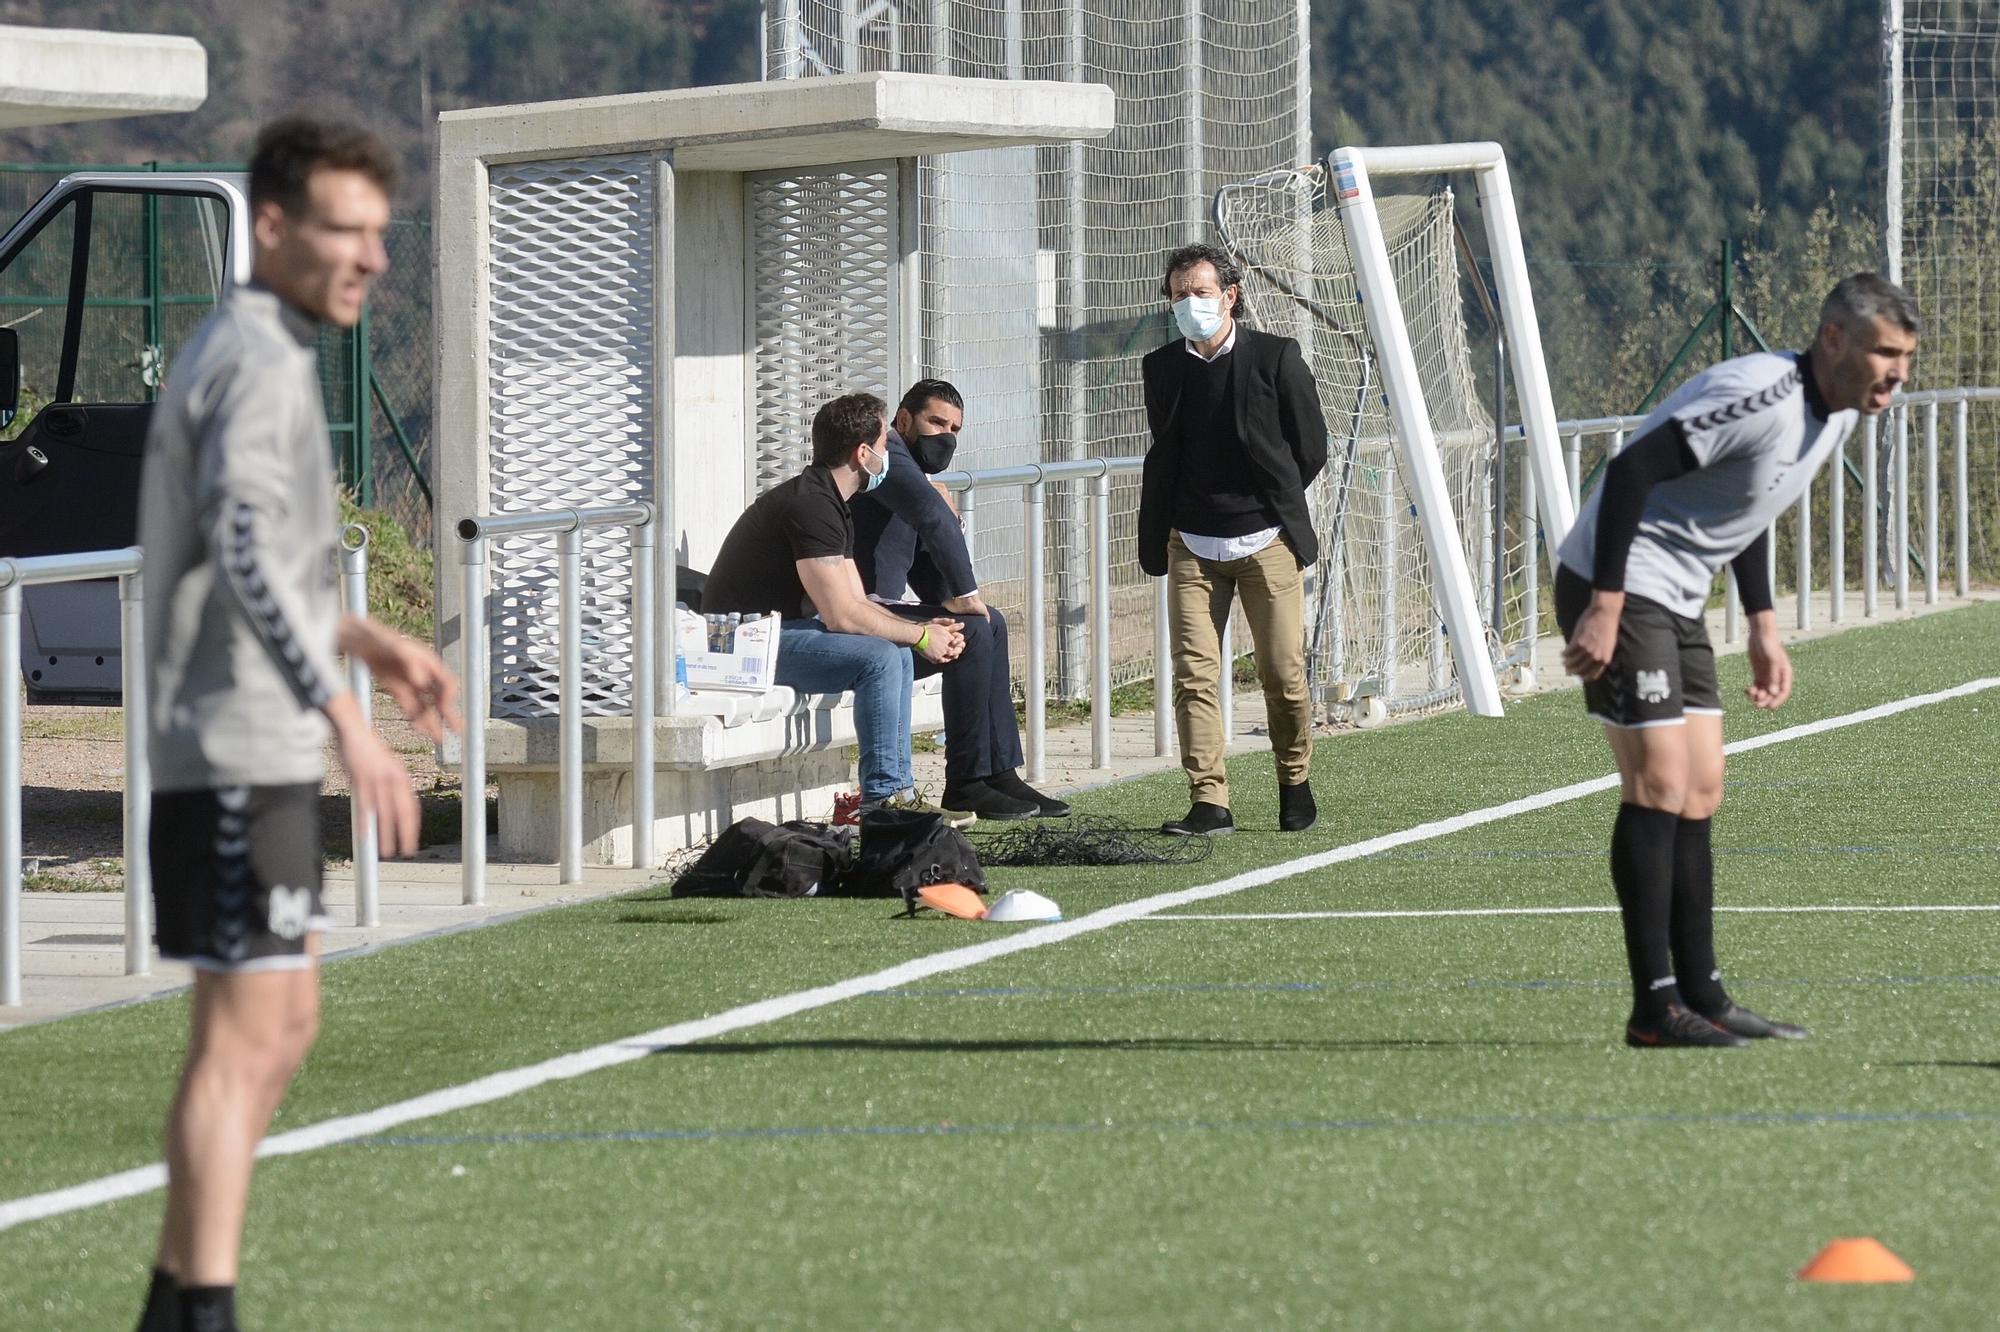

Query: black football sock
left=1670, top=815, right=1732, bottom=1015
left=1610, top=802, right=1684, bottom=1021
left=134, top=1267, right=178, bottom=1332
left=178, top=1286, right=236, bottom=1332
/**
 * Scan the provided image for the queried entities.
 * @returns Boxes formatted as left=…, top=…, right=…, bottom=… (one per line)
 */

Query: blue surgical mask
left=1172, top=294, right=1226, bottom=342
left=861, top=440, right=890, bottom=492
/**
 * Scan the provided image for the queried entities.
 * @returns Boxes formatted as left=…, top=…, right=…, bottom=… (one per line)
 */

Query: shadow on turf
left=655, top=1036, right=1585, bottom=1057
left=1884, top=1059, right=2000, bottom=1071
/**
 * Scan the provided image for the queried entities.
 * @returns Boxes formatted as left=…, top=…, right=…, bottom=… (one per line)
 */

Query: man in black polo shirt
left=1137, top=243, right=1328, bottom=836
left=850, top=377, right=1071, bottom=821
left=703, top=392, right=966, bottom=815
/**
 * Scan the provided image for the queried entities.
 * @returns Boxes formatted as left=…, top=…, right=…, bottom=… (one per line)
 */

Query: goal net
left=1214, top=163, right=1534, bottom=718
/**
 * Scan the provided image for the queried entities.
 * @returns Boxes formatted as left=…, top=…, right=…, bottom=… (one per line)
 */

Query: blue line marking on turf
left=355, top=1108, right=2000, bottom=1153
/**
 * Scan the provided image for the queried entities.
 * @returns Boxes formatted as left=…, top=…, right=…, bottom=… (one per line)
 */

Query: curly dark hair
left=249, top=116, right=401, bottom=215
left=811, top=392, right=888, bottom=468
left=1159, top=242, right=1251, bottom=320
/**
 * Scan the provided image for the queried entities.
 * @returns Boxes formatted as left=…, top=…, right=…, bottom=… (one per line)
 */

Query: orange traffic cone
left=1796, top=1238, right=1915, bottom=1283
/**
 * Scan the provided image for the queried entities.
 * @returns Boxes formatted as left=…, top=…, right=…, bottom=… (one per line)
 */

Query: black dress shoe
left=1278, top=780, right=1317, bottom=832
left=940, top=779, right=1039, bottom=821
left=987, top=769, right=1072, bottom=818
left=1162, top=801, right=1234, bottom=836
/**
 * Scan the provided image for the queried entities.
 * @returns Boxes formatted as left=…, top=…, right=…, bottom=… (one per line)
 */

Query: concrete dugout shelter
left=432, top=72, right=1114, bottom=863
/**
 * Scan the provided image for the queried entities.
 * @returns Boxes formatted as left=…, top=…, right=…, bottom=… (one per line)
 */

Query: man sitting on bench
left=702, top=392, right=970, bottom=823
left=851, top=377, right=1069, bottom=821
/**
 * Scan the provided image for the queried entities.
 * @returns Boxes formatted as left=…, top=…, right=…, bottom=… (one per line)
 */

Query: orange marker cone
left=1796, top=1238, right=1915, bottom=1283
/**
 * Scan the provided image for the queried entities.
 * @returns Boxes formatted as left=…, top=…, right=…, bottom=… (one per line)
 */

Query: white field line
left=3, top=674, right=1994, bottom=1235
left=1157, top=904, right=2000, bottom=922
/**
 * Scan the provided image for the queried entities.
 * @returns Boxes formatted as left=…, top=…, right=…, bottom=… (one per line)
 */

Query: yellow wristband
left=914, top=626, right=931, bottom=653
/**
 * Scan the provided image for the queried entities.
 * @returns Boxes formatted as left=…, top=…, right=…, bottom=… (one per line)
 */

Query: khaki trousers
left=1166, top=529, right=1313, bottom=806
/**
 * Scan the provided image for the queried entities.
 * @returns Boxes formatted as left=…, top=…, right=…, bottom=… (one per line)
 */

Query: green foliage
left=337, top=490, right=435, bottom=641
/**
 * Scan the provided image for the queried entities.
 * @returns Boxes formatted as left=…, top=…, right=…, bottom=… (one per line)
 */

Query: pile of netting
left=973, top=815, right=1216, bottom=868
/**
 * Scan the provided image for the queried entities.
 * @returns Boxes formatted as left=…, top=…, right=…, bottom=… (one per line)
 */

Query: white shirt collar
left=1184, top=322, right=1238, bottom=363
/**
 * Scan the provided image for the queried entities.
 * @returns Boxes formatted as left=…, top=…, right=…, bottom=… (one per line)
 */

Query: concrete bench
left=470, top=674, right=946, bottom=865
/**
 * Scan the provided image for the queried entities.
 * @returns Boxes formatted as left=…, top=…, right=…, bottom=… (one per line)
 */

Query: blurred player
left=1555, top=273, right=1917, bottom=1048
left=133, top=118, right=459, bottom=1332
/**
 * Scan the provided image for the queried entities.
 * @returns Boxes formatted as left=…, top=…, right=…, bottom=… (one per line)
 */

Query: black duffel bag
left=836, top=807, right=987, bottom=912
left=670, top=818, right=854, bottom=898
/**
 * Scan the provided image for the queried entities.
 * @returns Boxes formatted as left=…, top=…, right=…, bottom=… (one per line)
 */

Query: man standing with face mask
left=851, top=379, right=1070, bottom=820
left=1137, top=243, right=1329, bottom=836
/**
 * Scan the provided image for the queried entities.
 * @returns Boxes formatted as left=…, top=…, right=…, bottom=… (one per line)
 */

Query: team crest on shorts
left=267, top=884, right=314, bottom=940
left=1635, top=669, right=1671, bottom=704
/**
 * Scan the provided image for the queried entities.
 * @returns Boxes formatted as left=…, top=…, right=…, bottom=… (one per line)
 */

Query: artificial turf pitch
left=4, top=603, right=1999, bottom=1328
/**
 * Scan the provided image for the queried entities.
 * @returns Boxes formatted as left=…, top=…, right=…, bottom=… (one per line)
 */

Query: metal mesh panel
left=749, top=165, right=901, bottom=491
left=486, top=155, right=655, bottom=719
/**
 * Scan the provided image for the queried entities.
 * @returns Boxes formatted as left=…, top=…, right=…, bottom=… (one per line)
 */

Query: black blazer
left=1137, top=325, right=1329, bottom=576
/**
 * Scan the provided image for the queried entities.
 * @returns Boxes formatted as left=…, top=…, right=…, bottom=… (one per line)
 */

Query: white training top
left=1556, top=351, right=1858, bottom=619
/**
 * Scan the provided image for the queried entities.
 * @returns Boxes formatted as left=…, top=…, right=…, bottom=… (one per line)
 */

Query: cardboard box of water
left=676, top=608, right=780, bottom=692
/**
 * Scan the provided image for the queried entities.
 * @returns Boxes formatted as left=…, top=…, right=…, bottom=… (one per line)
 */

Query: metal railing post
left=1923, top=398, right=1939, bottom=605
left=1521, top=446, right=1538, bottom=661
left=1829, top=435, right=1845, bottom=623
left=1862, top=415, right=1878, bottom=618
left=1724, top=567, right=1740, bottom=645
left=1023, top=477, right=1047, bottom=782
left=339, top=526, right=379, bottom=927
left=1563, top=430, right=1581, bottom=509
left=1218, top=618, right=1236, bottom=754
left=1, top=582, right=20, bottom=1006
left=1795, top=492, right=1812, bottom=631
left=1153, top=575, right=1173, bottom=757
left=558, top=522, right=585, bottom=885
left=1955, top=396, right=1970, bottom=598
left=119, top=569, right=151, bottom=975
left=459, top=535, right=488, bottom=906
left=1089, top=471, right=1111, bottom=770
left=1894, top=405, right=1910, bottom=611
left=630, top=510, right=656, bottom=871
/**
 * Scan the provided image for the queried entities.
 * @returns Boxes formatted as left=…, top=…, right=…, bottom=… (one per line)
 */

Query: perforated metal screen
left=485, top=155, right=656, bottom=719
left=749, top=164, right=901, bottom=492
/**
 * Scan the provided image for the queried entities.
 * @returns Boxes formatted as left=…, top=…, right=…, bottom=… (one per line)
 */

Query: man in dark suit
left=1138, top=243, right=1328, bottom=836
left=851, top=378, right=1071, bottom=821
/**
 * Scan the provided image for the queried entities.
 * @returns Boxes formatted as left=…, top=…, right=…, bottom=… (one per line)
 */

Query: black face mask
left=907, top=430, right=958, bottom=474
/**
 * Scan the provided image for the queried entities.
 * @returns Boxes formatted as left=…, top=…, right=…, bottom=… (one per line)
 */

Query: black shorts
left=1554, top=567, right=1722, bottom=729
left=152, top=783, right=326, bottom=972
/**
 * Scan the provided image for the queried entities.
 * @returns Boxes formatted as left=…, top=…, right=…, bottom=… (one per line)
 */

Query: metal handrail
left=455, top=501, right=658, bottom=904
left=0, top=547, right=146, bottom=1006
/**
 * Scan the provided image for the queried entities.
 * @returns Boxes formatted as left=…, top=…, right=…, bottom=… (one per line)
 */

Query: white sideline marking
left=1159, top=904, right=2000, bottom=922
left=4, top=675, right=1995, bottom=1234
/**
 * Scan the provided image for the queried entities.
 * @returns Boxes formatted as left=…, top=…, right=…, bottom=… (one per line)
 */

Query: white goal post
left=1327, top=141, right=1573, bottom=717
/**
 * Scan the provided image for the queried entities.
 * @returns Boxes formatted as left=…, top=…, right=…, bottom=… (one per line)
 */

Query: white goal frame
left=1327, top=141, right=1573, bottom=717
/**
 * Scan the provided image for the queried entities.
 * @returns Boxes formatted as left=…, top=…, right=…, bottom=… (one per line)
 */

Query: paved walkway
left=7, top=587, right=1990, bottom=1030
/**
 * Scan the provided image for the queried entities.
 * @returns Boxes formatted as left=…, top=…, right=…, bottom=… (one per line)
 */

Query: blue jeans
left=775, top=619, right=913, bottom=801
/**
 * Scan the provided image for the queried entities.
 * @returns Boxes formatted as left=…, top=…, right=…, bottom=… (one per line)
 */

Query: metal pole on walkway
left=630, top=510, right=656, bottom=871
left=1955, top=396, right=1970, bottom=598
left=120, top=569, right=151, bottom=974
left=0, top=583, right=20, bottom=1005
left=1829, top=437, right=1845, bottom=623
left=1923, top=399, right=1939, bottom=605
left=1024, top=478, right=1047, bottom=782
left=1863, top=415, right=1879, bottom=618
left=1154, top=575, right=1173, bottom=757
left=1894, top=405, right=1910, bottom=611
left=340, top=526, right=379, bottom=927
left=1089, top=472, right=1111, bottom=770
left=559, top=523, right=585, bottom=885
left=460, top=536, right=487, bottom=906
